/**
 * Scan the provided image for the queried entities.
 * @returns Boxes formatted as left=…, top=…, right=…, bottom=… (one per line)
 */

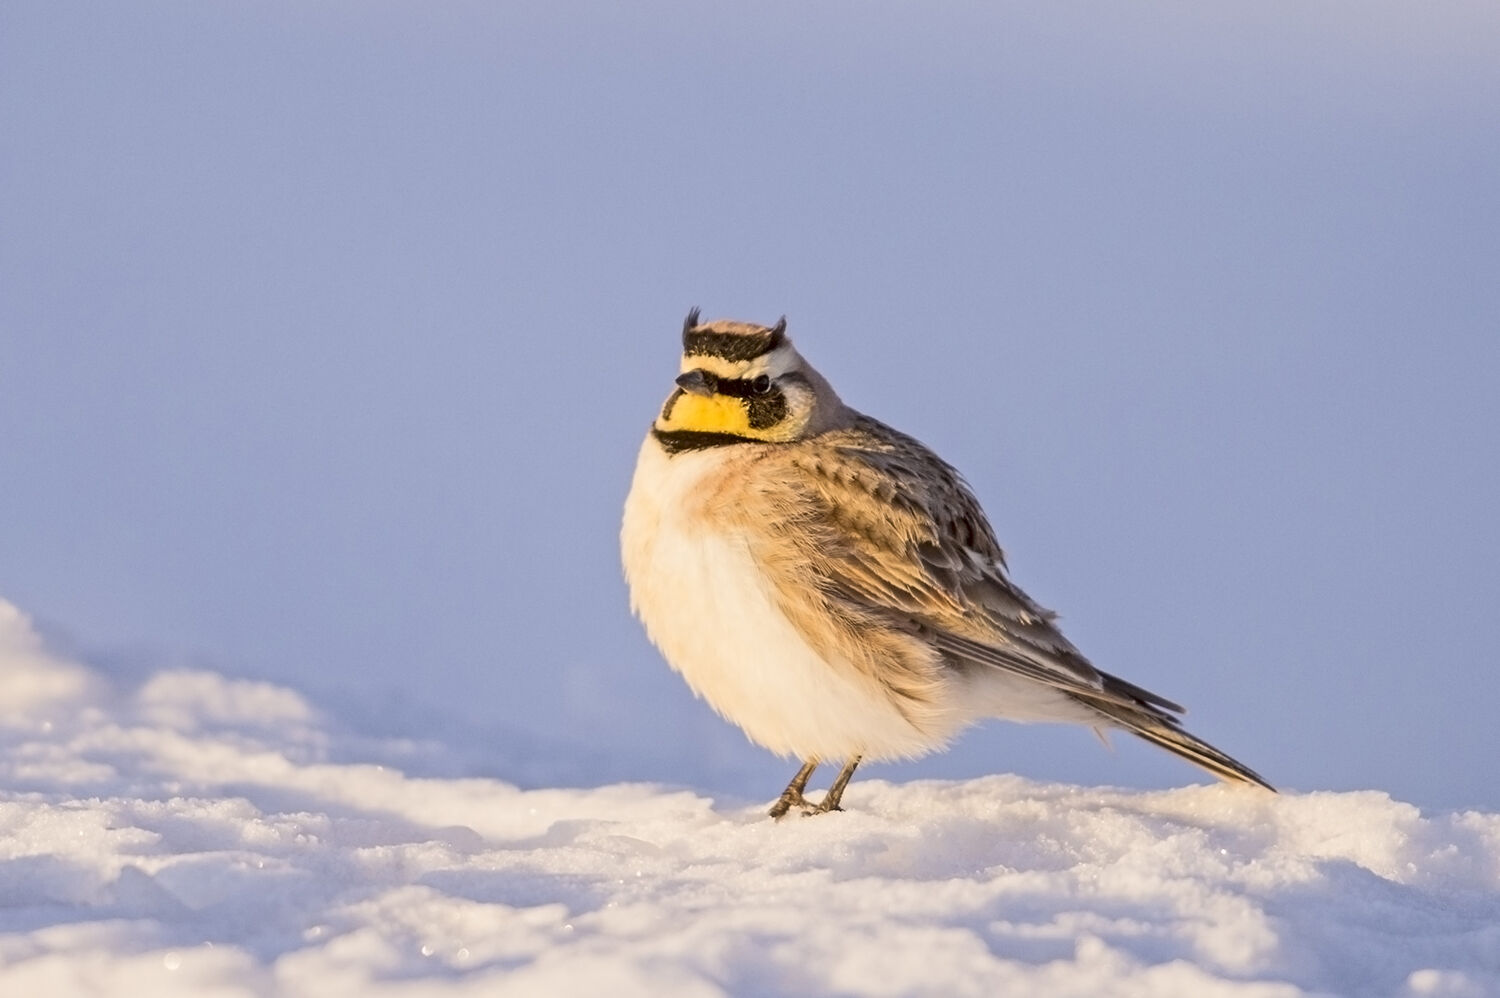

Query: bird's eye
left=751, top=374, right=772, bottom=395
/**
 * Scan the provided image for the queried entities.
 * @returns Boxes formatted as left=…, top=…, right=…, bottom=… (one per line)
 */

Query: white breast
left=621, top=436, right=950, bottom=762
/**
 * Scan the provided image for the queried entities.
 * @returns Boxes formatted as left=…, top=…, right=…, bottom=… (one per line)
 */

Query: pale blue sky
left=3, top=2, right=1498, bottom=809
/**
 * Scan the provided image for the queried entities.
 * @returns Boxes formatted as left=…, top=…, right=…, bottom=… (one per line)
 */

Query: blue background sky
left=4, top=2, right=1497, bottom=810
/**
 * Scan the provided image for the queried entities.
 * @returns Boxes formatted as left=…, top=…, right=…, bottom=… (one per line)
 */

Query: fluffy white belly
left=621, top=438, right=944, bottom=761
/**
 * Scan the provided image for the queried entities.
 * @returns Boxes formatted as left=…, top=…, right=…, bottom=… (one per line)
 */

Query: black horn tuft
left=682, top=307, right=702, bottom=347
left=769, top=315, right=788, bottom=349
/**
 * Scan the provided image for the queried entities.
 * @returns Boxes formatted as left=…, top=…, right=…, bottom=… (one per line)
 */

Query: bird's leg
left=811, top=756, right=862, bottom=814
left=769, top=760, right=818, bottom=819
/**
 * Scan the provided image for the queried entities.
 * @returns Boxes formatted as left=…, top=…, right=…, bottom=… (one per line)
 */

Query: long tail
left=1079, top=673, right=1275, bottom=792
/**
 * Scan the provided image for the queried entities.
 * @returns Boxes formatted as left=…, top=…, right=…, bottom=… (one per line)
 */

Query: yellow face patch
left=658, top=390, right=752, bottom=436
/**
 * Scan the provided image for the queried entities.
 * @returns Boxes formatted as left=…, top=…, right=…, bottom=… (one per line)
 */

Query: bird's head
left=652, top=309, right=843, bottom=448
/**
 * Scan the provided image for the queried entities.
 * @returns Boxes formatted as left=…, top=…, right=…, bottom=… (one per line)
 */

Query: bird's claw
left=769, top=791, right=812, bottom=819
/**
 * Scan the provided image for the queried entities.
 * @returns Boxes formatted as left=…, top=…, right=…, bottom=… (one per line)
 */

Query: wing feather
left=733, top=413, right=1266, bottom=787
left=777, top=416, right=1130, bottom=700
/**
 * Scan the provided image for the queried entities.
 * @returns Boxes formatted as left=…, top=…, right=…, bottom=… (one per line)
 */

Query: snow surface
left=1, top=599, right=1496, bottom=997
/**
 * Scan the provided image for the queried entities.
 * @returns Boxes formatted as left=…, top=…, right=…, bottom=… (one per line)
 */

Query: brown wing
left=780, top=415, right=1175, bottom=712
left=740, top=414, right=1270, bottom=787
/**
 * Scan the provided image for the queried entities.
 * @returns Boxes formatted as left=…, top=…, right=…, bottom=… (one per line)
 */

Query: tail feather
left=1120, top=716, right=1274, bottom=790
left=1080, top=674, right=1275, bottom=792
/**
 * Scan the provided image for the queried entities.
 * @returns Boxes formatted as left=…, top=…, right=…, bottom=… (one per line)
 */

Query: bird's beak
left=675, top=370, right=717, bottom=396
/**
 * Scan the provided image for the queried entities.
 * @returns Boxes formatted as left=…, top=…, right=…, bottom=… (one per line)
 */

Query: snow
left=1, top=599, right=1496, bottom=997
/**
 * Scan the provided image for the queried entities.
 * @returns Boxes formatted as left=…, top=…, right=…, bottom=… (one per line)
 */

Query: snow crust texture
left=1, top=600, right=1496, bottom=997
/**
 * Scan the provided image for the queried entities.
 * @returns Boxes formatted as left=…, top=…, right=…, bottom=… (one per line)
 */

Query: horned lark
left=622, top=310, right=1272, bottom=818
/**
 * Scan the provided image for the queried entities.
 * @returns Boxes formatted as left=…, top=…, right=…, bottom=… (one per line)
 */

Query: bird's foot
left=769, top=789, right=813, bottom=819
left=769, top=760, right=820, bottom=819
left=769, top=756, right=861, bottom=819
left=769, top=794, right=843, bottom=819
left=803, top=794, right=844, bottom=816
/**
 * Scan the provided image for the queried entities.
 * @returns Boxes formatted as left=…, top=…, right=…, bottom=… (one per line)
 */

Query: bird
left=621, top=310, right=1272, bottom=818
